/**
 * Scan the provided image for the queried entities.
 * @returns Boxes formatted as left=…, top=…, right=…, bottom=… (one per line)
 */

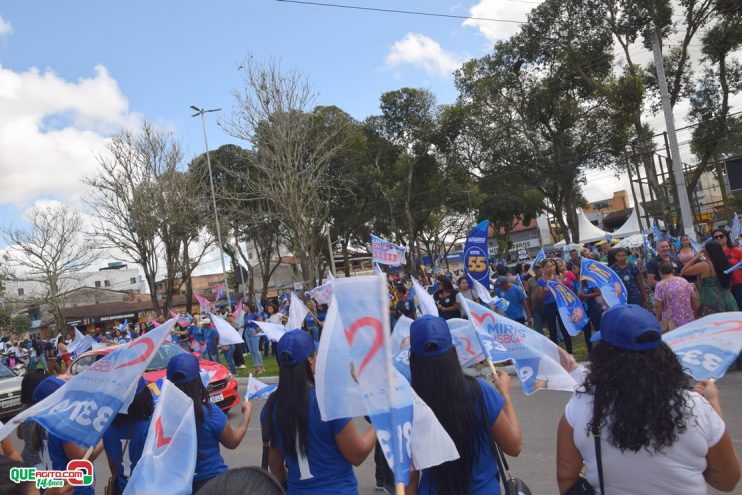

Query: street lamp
left=191, top=105, right=231, bottom=309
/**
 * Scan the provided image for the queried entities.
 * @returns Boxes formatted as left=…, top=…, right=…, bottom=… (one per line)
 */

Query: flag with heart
left=460, top=297, right=585, bottom=395
left=123, top=379, right=197, bottom=495
left=316, top=274, right=459, bottom=486
left=0, top=318, right=178, bottom=446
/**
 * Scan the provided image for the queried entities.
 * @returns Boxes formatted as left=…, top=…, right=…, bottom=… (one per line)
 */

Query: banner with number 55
left=464, top=220, right=490, bottom=291
left=663, top=313, right=742, bottom=380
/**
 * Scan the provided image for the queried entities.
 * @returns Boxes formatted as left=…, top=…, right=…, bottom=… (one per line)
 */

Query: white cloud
left=0, top=16, right=12, bottom=37
left=386, top=33, right=463, bottom=76
left=0, top=64, right=140, bottom=206
left=463, top=0, right=542, bottom=43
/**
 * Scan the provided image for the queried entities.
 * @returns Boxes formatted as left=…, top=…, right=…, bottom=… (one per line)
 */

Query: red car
left=60, top=342, right=241, bottom=412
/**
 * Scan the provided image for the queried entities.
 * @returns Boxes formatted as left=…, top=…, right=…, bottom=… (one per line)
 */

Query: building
left=490, top=219, right=542, bottom=260
left=582, top=191, right=631, bottom=230
left=5, top=262, right=146, bottom=303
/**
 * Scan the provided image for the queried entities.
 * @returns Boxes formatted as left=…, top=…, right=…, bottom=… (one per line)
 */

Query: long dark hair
left=579, top=342, right=690, bottom=453
left=174, top=377, right=210, bottom=426
left=705, top=240, right=732, bottom=289
left=112, top=385, right=154, bottom=427
left=262, top=360, right=314, bottom=459
left=712, top=228, right=731, bottom=248
left=410, top=347, right=484, bottom=495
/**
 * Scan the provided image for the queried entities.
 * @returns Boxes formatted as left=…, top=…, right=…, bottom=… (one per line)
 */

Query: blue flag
left=580, top=258, right=627, bottom=307
left=528, top=248, right=545, bottom=276
left=460, top=298, right=586, bottom=395
left=246, top=374, right=278, bottom=400
left=0, top=318, right=178, bottom=446
left=464, top=220, right=490, bottom=291
left=547, top=281, right=589, bottom=336
left=732, top=213, right=741, bottom=244
left=123, top=380, right=197, bottom=495
left=663, top=313, right=742, bottom=380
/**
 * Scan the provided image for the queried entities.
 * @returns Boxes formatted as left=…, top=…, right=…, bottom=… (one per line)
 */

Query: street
left=8, top=370, right=742, bottom=494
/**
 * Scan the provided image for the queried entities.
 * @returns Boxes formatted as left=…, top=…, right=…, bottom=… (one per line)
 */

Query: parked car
left=0, top=362, right=23, bottom=420
left=60, top=342, right=240, bottom=412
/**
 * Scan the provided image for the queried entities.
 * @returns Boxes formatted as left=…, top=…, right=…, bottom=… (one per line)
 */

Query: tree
left=222, top=58, right=348, bottom=288
left=1, top=203, right=98, bottom=331
left=455, top=0, right=626, bottom=242
left=189, top=144, right=285, bottom=300
left=10, top=314, right=31, bottom=335
left=86, top=122, right=211, bottom=315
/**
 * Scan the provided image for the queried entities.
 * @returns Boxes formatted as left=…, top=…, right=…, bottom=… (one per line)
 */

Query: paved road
left=9, top=371, right=742, bottom=494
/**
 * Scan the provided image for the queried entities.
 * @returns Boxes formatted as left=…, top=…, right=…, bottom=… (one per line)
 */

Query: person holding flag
left=166, top=353, right=253, bottom=492
left=406, top=315, right=521, bottom=495
left=611, top=248, right=647, bottom=307
left=261, top=329, right=377, bottom=494
left=711, top=228, right=742, bottom=311
left=102, top=377, right=154, bottom=494
left=538, top=259, right=573, bottom=354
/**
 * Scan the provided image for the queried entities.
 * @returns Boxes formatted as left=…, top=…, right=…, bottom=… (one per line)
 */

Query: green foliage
left=0, top=306, right=11, bottom=329
left=10, top=314, right=31, bottom=334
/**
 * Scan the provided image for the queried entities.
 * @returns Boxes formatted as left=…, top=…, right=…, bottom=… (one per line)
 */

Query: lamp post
left=191, top=105, right=231, bottom=309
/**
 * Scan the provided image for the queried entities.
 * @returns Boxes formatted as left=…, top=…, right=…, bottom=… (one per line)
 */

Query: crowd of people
left=1, top=229, right=742, bottom=494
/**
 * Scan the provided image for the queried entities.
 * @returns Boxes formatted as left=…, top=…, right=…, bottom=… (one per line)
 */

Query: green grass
left=219, top=352, right=280, bottom=378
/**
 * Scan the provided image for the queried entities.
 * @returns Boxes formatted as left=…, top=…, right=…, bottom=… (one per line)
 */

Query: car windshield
left=0, top=362, right=15, bottom=378
left=146, top=344, right=189, bottom=371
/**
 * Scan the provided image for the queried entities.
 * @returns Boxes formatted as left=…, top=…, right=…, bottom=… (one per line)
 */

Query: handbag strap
left=592, top=397, right=605, bottom=495
left=492, top=441, right=513, bottom=495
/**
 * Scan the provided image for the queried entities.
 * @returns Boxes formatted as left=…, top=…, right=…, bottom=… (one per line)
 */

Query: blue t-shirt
left=48, top=433, right=95, bottom=495
left=191, top=325, right=205, bottom=343
left=537, top=278, right=556, bottom=305
left=496, top=286, right=526, bottom=320
left=194, top=403, right=229, bottom=482
left=262, top=388, right=357, bottom=494
left=244, top=313, right=260, bottom=337
left=418, top=379, right=505, bottom=495
left=102, top=418, right=151, bottom=493
left=205, top=327, right=219, bottom=352
left=304, top=314, right=318, bottom=330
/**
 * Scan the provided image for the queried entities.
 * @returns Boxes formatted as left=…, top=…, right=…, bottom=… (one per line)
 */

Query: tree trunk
left=342, top=237, right=351, bottom=277
left=183, top=243, right=193, bottom=314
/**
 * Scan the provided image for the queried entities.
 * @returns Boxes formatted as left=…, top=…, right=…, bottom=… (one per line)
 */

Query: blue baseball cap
left=591, top=304, right=662, bottom=351
left=410, top=315, right=453, bottom=357
left=32, top=376, right=65, bottom=402
left=277, top=330, right=315, bottom=367
left=167, top=353, right=200, bottom=384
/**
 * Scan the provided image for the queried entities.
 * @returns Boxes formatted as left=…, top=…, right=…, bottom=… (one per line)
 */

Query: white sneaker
left=238, top=364, right=246, bottom=369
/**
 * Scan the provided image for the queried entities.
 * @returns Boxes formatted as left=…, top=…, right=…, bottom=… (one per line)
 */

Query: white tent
left=611, top=207, right=642, bottom=237
left=577, top=209, right=610, bottom=243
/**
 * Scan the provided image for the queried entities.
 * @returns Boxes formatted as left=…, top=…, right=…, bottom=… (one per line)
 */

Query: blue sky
left=0, top=0, right=543, bottom=241
left=9, top=0, right=712, bottom=258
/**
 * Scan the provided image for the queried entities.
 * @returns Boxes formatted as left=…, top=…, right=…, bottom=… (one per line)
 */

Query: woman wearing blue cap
left=35, top=376, right=105, bottom=495
left=262, top=329, right=377, bottom=494
left=556, top=304, right=741, bottom=494
left=166, top=353, right=253, bottom=493
left=406, top=315, right=522, bottom=495
left=102, top=377, right=153, bottom=494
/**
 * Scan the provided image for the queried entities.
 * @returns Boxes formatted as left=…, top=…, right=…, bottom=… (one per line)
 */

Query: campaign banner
left=307, top=280, right=333, bottom=305
left=460, top=298, right=585, bottom=395
left=663, top=313, right=742, bottom=380
left=580, top=258, right=627, bottom=307
left=123, top=380, right=197, bottom=495
left=0, top=318, right=177, bottom=446
left=371, top=234, right=407, bottom=266
left=547, top=281, right=589, bottom=336
left=393, top=318, right=510, bottom=381
left=316, top=276, right=458, bottom=480
left=464, top=220, right=490, bottom=290
left=732, top=213, right=741, bottom=243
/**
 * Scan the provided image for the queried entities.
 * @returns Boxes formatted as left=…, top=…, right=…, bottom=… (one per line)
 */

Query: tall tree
left=222, top=58, right=347, bottom=288
left=1, top=203, right=98, bottom=331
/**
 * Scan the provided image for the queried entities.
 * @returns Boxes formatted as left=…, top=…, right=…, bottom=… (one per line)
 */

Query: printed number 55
left=468, top=256, right=486, bottom=272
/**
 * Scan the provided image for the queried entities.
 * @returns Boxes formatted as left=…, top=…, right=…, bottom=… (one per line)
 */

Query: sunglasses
left=713, top=235, right=725, bottom=240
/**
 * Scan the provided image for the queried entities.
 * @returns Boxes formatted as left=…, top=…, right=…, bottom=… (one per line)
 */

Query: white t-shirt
left=565, top=390, right=725, bottom=495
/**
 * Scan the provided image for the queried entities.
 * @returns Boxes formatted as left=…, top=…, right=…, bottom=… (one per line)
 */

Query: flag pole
left=82, top=445, right=94, bottom=460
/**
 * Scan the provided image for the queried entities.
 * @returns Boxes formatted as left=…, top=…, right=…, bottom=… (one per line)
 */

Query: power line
left=274, top=0, right=527, bottom=24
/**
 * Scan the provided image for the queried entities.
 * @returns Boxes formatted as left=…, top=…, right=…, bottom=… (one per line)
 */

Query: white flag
left=208, top=312, right=244, bottom=345
left=286, top=292, right=310, bottom=330
left=411, top=277, right=438, bottom=317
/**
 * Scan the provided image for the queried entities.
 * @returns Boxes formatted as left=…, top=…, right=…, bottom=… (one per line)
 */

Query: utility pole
left=191, top=105, right=232, bottom=308
left=650, top=29, right=695, bottom=238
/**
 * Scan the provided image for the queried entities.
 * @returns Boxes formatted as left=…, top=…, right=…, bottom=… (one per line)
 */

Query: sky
left=0, top=0, right=738, bottom=265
